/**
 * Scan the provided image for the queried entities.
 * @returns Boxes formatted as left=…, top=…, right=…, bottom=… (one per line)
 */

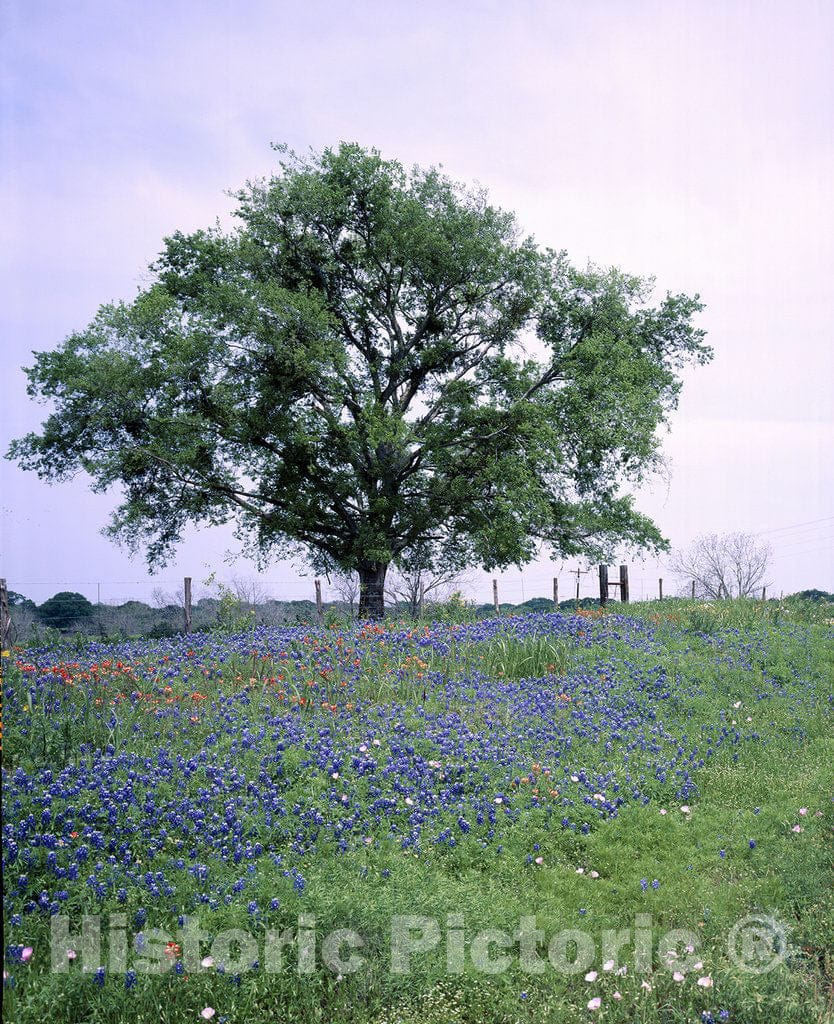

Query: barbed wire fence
left=0, top=566, right=703, bottom=643
left=3, top=571, right=682, bottom=608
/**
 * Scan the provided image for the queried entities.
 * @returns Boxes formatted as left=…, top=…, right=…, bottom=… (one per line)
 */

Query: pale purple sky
left=1, top=0, right=832, bottom=605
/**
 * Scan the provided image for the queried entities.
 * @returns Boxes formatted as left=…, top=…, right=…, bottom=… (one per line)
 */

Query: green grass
left=15, top=728, right=831, bottom=1023
left=3, top=603, right=833, bottom=1024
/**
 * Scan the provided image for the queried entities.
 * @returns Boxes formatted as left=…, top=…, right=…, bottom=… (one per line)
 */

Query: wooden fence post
left=761, top=586, right=766, bottom=601
left=691, top=580, right=696, bottom=600
left=183, top=577, right=192, bottom=634
left=552, top=577, right=559, bottom=610
left=315, top=579, right=323, bottom=620
left=0, top=578, right=11, bottom=648
left=619, top=565, right=629, bottom=604
left=658, top=577, right=664, bottom=600
left=492, top=579, right=499, bottom=616
left=598, top=565, right=609, bottom=607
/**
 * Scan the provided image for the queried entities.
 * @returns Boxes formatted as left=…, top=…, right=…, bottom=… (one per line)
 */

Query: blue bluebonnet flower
left=3, top=612, right=820, bottom=930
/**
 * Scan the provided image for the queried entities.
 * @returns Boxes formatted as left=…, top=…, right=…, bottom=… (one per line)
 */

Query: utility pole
left=573, top=566, right=590, bottom=603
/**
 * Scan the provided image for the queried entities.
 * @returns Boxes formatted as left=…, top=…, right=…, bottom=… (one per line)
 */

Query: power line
left=763, top=526, right=834, bottom=544
left=753, top=514, right=834, bottom=536
left=769, top=532, right=834, bottom=553
left=772, top=543, right=834, bottom=560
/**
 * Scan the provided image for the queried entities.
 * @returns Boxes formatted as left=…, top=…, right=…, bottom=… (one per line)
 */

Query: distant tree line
left=5, top=588, right=611, bottom=641
left=793, top=589, right=834, bottom=603
left=6, top=590, right=326, bottom=641
left=5, top=586, right=831, bottom=644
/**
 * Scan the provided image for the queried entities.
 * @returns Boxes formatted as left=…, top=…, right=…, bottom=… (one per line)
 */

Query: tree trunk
left=358, top=563, right=388, bottom=620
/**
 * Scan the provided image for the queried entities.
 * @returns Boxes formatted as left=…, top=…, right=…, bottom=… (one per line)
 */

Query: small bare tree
left=670, top=532, right=772, bottom=599
left=386, top=564, right=474, bottom=617
left=228, top=576, right=272, bottom=613
left=151, top=586, right=182, bottom=610
left=331, top=571, right=360, bottom=617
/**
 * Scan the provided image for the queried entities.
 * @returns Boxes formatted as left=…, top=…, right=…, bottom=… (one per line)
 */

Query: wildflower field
left=3, top=601, right=833, bottom=1023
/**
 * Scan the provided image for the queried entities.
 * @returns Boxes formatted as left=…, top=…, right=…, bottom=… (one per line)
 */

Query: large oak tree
left=9, top=143, right=711, bottom=618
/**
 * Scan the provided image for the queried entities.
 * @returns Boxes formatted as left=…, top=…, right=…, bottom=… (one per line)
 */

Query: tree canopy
left=793, top=589, right=834, bottom=603
left=37, top=591, right=94, bottom=630
left=9, top=143, right=711, bottom=617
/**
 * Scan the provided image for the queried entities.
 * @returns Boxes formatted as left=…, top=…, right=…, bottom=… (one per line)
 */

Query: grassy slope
left=3, top=602, right=833, bottom=1024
